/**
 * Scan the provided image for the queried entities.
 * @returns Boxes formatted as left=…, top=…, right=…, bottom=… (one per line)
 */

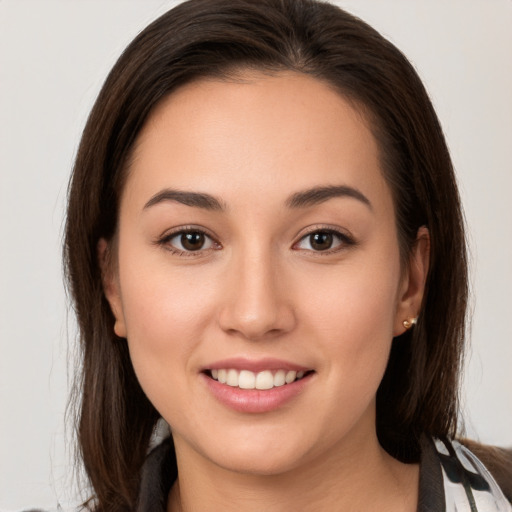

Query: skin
left=101, top=71, right=429, bottom=511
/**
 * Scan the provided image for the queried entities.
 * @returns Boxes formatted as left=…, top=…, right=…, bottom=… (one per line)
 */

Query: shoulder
left=458, top=438, right=512, bottom=504
left=420, top=436, right=512, bottom=511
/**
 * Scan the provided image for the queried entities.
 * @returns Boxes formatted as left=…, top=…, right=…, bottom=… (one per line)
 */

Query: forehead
left=124, top=71, right=390, bottom=212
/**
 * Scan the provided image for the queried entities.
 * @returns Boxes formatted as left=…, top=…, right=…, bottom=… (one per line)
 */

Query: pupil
left=181, top=232, right=205, bottom=251
left=311, top=232, right=333, bottom=250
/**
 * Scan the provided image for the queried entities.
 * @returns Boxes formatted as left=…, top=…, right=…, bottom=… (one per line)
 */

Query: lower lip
left=202, top=373, right=313, bottom=413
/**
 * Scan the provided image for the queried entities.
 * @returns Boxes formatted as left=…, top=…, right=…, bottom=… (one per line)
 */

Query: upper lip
left=202, top=357, right=311, bottom=373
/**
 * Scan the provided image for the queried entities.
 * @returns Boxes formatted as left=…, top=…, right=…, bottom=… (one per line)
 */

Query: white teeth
left=285, top=370, right=297, bottom=384
left=255, top=370, right=274, bottom=390
left=210, top=368, right=308, bottom=389
left=238, top=370, right=255, bottom=389
left=273, top=369, right=286, bottom=387
left=226, top=369, right=238, bottom=387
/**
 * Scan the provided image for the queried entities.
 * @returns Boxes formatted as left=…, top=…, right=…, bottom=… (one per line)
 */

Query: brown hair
left=64, top=0, right=468, bottom=509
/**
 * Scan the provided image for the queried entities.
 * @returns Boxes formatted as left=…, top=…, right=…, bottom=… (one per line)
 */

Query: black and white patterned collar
left=135, top=435, right=512, bottom=511
left=419, top=436, right=511, bottom=512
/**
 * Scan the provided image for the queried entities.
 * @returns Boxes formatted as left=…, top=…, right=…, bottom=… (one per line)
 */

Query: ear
left=98, top=238, right=127, bottom=338
left=393, top=226, right=430, bottom=336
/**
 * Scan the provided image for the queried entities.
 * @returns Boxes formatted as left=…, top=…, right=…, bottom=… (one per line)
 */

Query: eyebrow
left=285, top=185, right=372, bottom=210
left=143, top=189, right=225, bottom=211
left=143, top=184, right=372, bottom=212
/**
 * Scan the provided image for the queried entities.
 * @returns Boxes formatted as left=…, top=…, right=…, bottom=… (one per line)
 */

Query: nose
left=217, top=247, right=296, bottom=341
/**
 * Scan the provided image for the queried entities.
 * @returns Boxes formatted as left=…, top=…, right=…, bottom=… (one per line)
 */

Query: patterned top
left=18, top=436, right=512, bottom=512
left=418, top=437, right=511, bottom=511
left=133, top=435, right=511, bottom=512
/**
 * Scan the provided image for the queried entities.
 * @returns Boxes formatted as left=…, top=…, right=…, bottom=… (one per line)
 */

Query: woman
left=63, top=0, right=511, bottom=510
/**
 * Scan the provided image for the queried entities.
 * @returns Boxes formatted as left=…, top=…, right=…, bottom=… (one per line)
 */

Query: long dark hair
left=64, top=0, right=468, bottom=509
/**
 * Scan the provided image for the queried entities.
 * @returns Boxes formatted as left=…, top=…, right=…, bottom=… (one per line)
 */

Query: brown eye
left=309, top=232, right=333, bottom=251
left=165, top=230, right=216, bottom=253
left=295, top=229, right=354, bottom=253
left=181, top=232, right=205, bottom=251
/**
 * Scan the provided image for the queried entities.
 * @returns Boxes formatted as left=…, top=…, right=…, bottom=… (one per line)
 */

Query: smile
left=209, top=369, right=308, bottom=390
left=201, top=358, right=314, bottom=413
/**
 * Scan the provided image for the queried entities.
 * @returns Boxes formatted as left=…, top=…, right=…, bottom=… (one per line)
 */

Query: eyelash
left=293, top=226, right=356, bottom=255
left=156, top=226, right=221, bottom=257
left=156, top=226, right=356, bottom=257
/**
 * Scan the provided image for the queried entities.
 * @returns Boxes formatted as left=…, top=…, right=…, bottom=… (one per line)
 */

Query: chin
left=209, top=445, right=306, bottom=476
left=186, top=422, right=322, bottom=477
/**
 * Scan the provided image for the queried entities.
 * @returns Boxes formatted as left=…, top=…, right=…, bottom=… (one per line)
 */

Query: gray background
left=1, top=0, right=511, bottom=509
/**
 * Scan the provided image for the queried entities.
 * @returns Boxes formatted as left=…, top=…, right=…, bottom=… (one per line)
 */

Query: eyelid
left=156, top=225, right=221, bottom=256
left=292, top=225, right=357, bottom=254
left=154, top=224, right=355, bottom=256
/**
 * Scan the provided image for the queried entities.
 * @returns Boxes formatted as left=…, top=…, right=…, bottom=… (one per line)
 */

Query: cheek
left=299, top=252, right=401, bottom=341
left=296, top=246, right=401, bottom=395
left=116, top=251, right=220, bottom=399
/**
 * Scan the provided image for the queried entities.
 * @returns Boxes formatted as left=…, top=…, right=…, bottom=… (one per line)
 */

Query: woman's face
left=103, top=71, right=427, bottom=475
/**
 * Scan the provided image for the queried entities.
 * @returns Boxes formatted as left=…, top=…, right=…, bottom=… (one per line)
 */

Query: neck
left=167, top=427, right=419, bottom=512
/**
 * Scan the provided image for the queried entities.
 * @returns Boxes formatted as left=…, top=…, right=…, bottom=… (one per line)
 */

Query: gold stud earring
left=402, top=318, right=417, bottom=329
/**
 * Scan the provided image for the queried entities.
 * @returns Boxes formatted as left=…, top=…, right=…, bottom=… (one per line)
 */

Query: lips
left=202, top=358, right=314, bottom=413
